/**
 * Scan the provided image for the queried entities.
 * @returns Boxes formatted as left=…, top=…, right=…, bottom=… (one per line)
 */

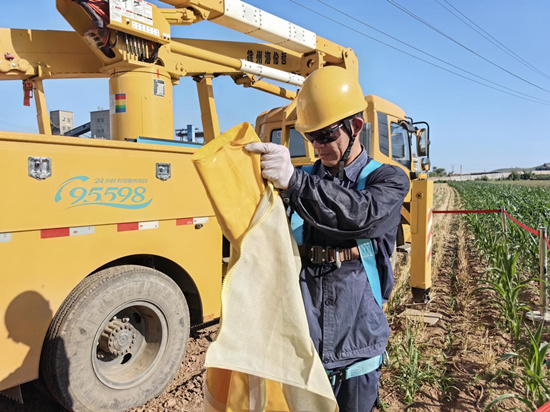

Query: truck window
left=377, top=112, right=390, bottom=156
left=390, top=122, right=411, bottom=167
left=270, top=128, right=306, bottom=158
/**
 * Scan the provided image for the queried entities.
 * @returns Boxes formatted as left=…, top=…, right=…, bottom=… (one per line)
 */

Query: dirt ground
left=0, top=325, right=217, bottom=412
left=0, top=183, right=521, bottom=411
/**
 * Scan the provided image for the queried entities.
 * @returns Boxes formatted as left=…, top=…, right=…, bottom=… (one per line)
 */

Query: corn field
left=449, top=181, right=550, bottom=410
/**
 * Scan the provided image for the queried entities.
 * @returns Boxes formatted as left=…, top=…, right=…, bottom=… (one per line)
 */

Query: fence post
left=540, top=227, right=549, bottom=317
left=500, top=206, right=507, bottom=235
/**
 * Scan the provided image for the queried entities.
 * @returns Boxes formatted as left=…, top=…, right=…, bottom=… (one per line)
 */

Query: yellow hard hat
left=295, top=66, right=367, bottom=133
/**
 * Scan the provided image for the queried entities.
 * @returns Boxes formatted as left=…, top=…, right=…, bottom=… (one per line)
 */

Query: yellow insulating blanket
left=192, top=123, right=337, bottom=412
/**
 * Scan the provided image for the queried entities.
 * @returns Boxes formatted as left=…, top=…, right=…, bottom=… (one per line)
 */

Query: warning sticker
left=154, top=79, right=165, bottom=97
left=110, top=93, right=127, bottom=114
left=110, top=0, right=123, bottom=23
left=110, top=0, right=153, bottom=25
left=132, top=21, right=159, bottom=37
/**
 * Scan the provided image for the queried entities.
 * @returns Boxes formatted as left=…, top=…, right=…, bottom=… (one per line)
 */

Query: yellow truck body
left=0, top=132, right=222, bottom=391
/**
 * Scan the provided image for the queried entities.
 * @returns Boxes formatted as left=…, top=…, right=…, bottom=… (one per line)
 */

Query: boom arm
left=158, top=0, right=358, bottom=72
left=0, top=0, right=359, bottom=140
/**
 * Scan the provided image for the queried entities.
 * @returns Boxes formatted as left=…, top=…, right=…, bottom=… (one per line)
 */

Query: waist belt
left=299, top=244, right=360, bottom=268
left=326, top=352, right=388, bottom=386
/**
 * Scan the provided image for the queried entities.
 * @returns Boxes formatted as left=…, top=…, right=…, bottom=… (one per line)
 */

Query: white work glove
left=245, top=142, right=294, bottom=190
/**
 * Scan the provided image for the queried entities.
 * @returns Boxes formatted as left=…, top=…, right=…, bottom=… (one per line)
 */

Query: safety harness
left=290, top=159, right=387, bottom=385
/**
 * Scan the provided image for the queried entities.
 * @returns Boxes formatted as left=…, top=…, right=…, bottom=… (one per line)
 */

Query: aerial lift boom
left=1, top=0, right=358, bottom=141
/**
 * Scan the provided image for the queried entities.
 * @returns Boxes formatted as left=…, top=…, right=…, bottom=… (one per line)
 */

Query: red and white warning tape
left=42, top=226, right=95, bottom=239
left=433, top=208, right=550, bottom=251
left=0, top=216, right=210, bottom=242
left=426, top=208, right=433, bottom=262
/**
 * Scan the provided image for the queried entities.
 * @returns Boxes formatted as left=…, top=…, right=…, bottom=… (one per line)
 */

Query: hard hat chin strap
left=337, top=117, right=357, bottom=180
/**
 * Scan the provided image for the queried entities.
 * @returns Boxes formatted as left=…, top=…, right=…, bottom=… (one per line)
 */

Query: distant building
left=50, top=110, right=74, bottom=135
left=90, top=110, right=110, bottom=139
left=51, top=109, right=200, bottom=142
left=175, top=125, right=204, bottom=144
left=536, top=163, right=550, bottom=171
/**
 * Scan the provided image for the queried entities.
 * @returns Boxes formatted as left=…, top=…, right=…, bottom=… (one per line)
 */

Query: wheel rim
left=92, top=300, right=168, bottom=389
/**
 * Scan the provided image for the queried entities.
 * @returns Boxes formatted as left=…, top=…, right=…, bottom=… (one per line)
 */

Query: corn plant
left=476, top=245, right=533, bottom=345
left=388, top=323, right=437, bottom=405
left=450, top=181, right=550, bottom=277
left=448, top=181, right=550, bottom=410
left=486, top=320, right=550, bottom=410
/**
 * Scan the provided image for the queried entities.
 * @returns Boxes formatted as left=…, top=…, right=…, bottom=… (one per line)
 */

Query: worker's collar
left=318, top=146, right=368, bottom=183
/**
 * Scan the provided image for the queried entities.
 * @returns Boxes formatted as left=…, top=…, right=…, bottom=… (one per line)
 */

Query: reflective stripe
left=177, top=217, right=210, bottom=225
left=427, top=208, right=433, bottom=262
left=291, top=160, right=384, bottom=307
left=176, top=218, right=194, bottom=226
left=30, top=217, right=206, bottom=239
left=41, top=227, right=70, bottom=238
left=70, top=226, right=95, bottom=236
left=0, top=233, right=12, bottom=242
left=138, top=221, right=159, bottom=230
left=117, top=221, right=159, bottom=232
left=41, top=226, right=95, bottom=239
left=117, top=222, right=139, bottom=232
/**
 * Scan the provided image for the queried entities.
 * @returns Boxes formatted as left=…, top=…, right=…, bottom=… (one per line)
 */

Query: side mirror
left=416, top=128, right=429, bottom=157
left=399, top=120, right=416, bottom=134
left=420, top=157, right=431, bottom=171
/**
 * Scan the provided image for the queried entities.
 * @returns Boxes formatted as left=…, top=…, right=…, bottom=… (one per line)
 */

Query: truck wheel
left=40, top=265, right=190, bottom=412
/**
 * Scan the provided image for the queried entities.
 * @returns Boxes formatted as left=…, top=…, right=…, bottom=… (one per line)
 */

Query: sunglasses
left=304, top=123, right=344, bottom=144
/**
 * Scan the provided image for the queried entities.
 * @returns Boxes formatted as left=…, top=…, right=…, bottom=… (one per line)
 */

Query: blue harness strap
left=327, top=353, right=386, bottom=386
left=356, top=160, right=383, bottom=308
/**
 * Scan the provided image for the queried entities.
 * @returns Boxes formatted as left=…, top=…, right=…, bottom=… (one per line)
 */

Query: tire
left=40, top=265, right=190, bottom=412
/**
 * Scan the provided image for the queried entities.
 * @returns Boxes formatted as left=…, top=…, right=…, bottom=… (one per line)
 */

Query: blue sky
left=1, top=0, right=549, bottom=173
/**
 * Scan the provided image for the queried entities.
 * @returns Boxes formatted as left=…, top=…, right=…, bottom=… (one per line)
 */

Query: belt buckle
left=310, top=245, right=327, bottom=265
left=310, top=246, right=341, bottom=267
left=327, top=369, right=345, bottom=386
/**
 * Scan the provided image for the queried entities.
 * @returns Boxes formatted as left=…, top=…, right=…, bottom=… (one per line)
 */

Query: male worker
left=246, top=66, right=409, bottom=411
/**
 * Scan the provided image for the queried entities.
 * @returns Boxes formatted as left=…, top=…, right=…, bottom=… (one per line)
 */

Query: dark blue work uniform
left=280, top=148, right=410, bottom=411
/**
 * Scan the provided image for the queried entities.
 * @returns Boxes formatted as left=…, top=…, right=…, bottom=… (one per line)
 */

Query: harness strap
left=357, top=238, right=383, bottom=307
left=326, top=353, right=386, bottom=386
left=356, top=160, right=383, bottom=307
left=357, top=160, right=383, bottom=188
